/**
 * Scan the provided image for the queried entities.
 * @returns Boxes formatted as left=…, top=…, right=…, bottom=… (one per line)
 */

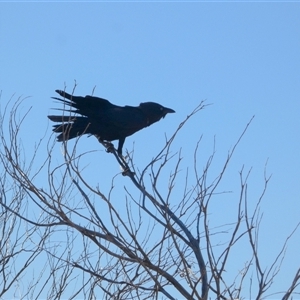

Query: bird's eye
left=160, top=107, right=163, bottom=111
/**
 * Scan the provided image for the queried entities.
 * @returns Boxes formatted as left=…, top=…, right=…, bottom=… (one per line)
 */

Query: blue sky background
left=1, top=2, right=300, bottom=299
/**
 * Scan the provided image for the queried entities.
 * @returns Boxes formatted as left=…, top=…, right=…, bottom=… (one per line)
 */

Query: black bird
left=48, top=90, right=175, bottom=155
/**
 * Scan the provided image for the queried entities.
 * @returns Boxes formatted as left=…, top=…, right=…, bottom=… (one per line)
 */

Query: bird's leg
left=117, top=138, right=125, bottom=157
left=97, top=136, right=134, bottom=176
left=115, top=138, right=135, bottom=176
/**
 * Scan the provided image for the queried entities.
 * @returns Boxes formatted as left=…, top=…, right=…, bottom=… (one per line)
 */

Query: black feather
left=48, top=90, right=175, bottom=155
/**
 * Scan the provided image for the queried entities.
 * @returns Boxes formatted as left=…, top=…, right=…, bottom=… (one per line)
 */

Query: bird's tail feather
left=48, top=115, right=90, bottom=142
left=51, top=91, right=84, bottom=114
left=48, top=115, right=75, bottom=122
left=55, top=90, right=73, bottom=100
left=51, top=96, right=74, bottom=108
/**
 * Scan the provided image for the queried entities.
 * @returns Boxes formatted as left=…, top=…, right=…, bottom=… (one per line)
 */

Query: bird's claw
left=105, top=144, right=115, bottom=153
left=122, top=168, right=135, bottom=177
left=99, top=140, right=114, bottom=153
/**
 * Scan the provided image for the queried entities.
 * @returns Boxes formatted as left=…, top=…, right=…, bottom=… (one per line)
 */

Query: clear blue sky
left=1, top=2, right=300, bottom=298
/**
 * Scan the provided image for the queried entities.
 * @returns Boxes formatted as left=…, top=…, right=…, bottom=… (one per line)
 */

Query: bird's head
left=139, top=102, right=175, bottom=124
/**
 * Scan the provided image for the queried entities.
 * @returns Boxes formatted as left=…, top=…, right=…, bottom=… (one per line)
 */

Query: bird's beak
left=164, top=107, right=175, bottom=115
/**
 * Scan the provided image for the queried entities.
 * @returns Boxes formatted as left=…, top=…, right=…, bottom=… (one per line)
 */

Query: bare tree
left=0, top=92, right=299, bottom=299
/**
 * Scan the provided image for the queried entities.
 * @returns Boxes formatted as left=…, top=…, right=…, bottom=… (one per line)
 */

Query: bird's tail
left=48, top=115, right=90, bottom=142
left=51, top=90, right=76, bottom=112
left=55, top=90, right=72, bottom=100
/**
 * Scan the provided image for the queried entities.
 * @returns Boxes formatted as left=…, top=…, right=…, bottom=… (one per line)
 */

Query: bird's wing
left=107, top=106, right=147, bottom=130
left=52, top=90, right=119, bottom=117
left=90, top=106, right=148, bottom=141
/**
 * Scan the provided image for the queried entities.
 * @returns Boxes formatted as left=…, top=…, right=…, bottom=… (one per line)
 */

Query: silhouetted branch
left=0, top=92, right=299, bottom=299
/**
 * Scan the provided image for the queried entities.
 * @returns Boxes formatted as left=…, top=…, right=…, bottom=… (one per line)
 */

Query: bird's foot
left=96, top=137, right=115, bottom=153
left=121, top=167, right=135, bottom=177
left=103, top=141, right=115, bottom=153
